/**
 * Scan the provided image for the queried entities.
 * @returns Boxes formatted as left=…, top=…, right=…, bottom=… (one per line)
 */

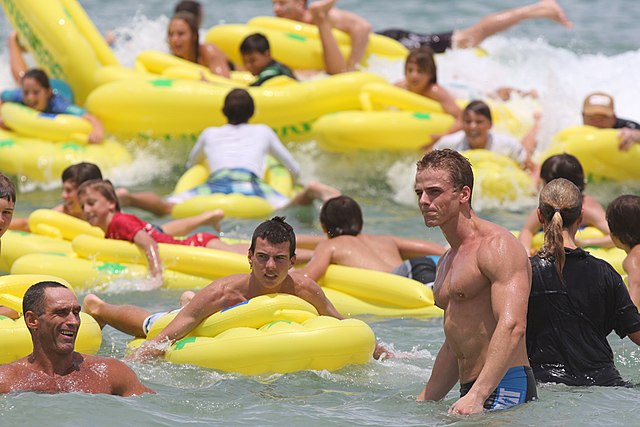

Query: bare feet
left=82, top=293, right=105, bottom=329
left=538, top=0, right=573, bottom=28
left=115, top=187, right=130, bottom=207
left=309, top=0, right=336, bottom=24
left=203, top=209, right=224, bottom=233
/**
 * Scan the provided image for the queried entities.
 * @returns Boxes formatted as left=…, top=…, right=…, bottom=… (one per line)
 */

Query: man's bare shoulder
left=476, top=220, right=530, bottom=274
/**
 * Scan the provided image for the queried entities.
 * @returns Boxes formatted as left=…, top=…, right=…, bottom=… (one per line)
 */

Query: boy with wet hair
left=0, top=172, right=19, bottom=319
left=240, top=33, right=296, bottom=86
left=607, top=195, right=640, bottom=307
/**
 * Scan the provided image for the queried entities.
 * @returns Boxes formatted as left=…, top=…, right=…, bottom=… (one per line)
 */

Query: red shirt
left=106, top=212, right=218, bottom=246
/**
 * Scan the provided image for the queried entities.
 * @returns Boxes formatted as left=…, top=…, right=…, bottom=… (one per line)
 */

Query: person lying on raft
left=273, top=0, right=571, bottom=75
left=0, top=68, right=104, bottom=144
left=296, top=195, right=446, bottom=285
left=581, top=92, right=640, bottom=151
left=526, top=178, right=640, bottom=387
left=0, top=281, right=154, bottom=395
left=378, top=0, right=572, bottom=52
left=168, top=11, right=232, bottom=77
left=518, top=154, right=613, bottom=253
left=428, top=100, right=540, bottom=179
left=0, top=172, right=19, bottom=320
left=240, top=33, right=297, bottom=86
left=77, top=179, right=245, bottom=290
left=8, top=162, right=226, bottom=239
left=83, top=217, right=392, bottom=360
left=116, top=88, right=341, bottom=217
left=607, top=195, right=640, bottom=307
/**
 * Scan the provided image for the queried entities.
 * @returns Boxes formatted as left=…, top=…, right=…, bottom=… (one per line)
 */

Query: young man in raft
left=295, top=195, right=446, bottom=285
left=83, top=217, right=392, bottom=360
left=272, top=0, right=572, bottom=74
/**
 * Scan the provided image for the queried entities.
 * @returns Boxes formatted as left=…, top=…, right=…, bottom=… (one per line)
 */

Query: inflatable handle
left=359, top=92, right=374, bottom=111
left=0, top=293, right=22, bottom=313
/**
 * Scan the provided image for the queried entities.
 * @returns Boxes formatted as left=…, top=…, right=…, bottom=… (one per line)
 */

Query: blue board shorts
left=167, top=168, right=290, bottom=209
left=459, top=366, right=537, bottom=410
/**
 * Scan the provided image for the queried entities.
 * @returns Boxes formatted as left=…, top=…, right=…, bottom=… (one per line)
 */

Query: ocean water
left=2, top=1, right=640, bottom=425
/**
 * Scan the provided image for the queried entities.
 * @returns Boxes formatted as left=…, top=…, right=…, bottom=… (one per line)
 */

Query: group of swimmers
left=3, top=0, right=640, bottom=416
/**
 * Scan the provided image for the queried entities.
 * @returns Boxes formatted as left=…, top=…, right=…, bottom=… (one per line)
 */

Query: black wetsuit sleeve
left=610, top=267, right=640, bottom=338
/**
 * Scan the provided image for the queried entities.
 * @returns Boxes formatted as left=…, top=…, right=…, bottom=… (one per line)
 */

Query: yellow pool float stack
left=0, top=274, right=102, bottom=364
left=539, top=126, right=640, bottom=182
left=206, top=16, right=407, bottom=71
left=86, top=71, right=386, bottom=143
left=128, top=294, right=375, bottom=374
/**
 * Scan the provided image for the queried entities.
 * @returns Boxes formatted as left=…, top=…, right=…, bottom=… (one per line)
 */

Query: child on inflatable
left=240, top=33, right=297, bottom=86
left=0, top=68, right=104, bottom=144
left=9, top=162, right=225, bottom=238
left=606, top=195, right=640, bottom=307
left=77, top=179, right=246, bottom=289
left=518, top=153, right=613, bottom=253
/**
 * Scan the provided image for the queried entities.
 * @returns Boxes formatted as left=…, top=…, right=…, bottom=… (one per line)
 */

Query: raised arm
left=295, top=240, right=334, bottom=281
left=449, top=234, right=531, bottom=415
left=8, top=31, right=28, bottom=83
left=417, top=339, right=459, bottom=401
left=392, top=236, right=446, bottom=259
left=132, top=278, right=245, bottom=359
left=132, top=230, right=163, bottom=289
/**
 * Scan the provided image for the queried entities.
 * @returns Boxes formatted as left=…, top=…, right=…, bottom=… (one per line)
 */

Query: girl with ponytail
left=526, top=178, right=640, bottom=387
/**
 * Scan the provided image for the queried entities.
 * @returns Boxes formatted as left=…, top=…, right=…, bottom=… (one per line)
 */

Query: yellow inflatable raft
left=0, top=129, right=132, bottom=186
left=85, top=72, right=386, bottom=142
left=1, top=0, right=118, bottom=103
left=312, top=82, right=529, bottom=152
left=170, top=157, right=297, bottom=219
left=205, top=16, right=407, bottom=71
left=1, top=103, right=93, bottom=143
left=0, top=274, right=102, bottom=364
left=69, top=234, right=442, bottom=317
left=0, top=230, right=73, bottom=273
left=539, top=126, right=640, bottom=182
left=128, top=294, right=375, bottom=374
left=463, top=149, right=535, bottom=205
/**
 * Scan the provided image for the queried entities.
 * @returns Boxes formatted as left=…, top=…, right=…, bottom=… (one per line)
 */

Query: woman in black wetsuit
left=526, top=177, right=640, bottom=386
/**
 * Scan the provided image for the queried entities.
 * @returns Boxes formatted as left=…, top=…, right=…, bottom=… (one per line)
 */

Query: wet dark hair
left=539, top=154, right=585, bottom=192
left=0, top=173, right=16, bottom=203
left=536, top=178, right=582, bottom=281
left=319, top=196, right=363, bottom=238
left=240, top=33, right=270, bottom=55
left=22, top=68, right=51, bottom=90
left=416, top=149, right=474, bottom=206
left=405, top=46, right=437, bottom=85
left=169, top=11, right=200, bottom=62
left=76, top=179, right=121, bottom=212
left=174, top=0, right=202, bottom=20
left=250, top=216, right=296, bottom=258
left=222, top=88, right=255, bottom=124
left=23, top=281, right=68, bottom=316
left=61, top=162, right=103, bottom=187
left=463, top=100, right=492, bottom=124
left=606, top=195, right=640, bottom=249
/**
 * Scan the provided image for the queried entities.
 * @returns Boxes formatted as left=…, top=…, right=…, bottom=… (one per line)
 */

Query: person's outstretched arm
left=132, top=230, right=163, bottom=289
